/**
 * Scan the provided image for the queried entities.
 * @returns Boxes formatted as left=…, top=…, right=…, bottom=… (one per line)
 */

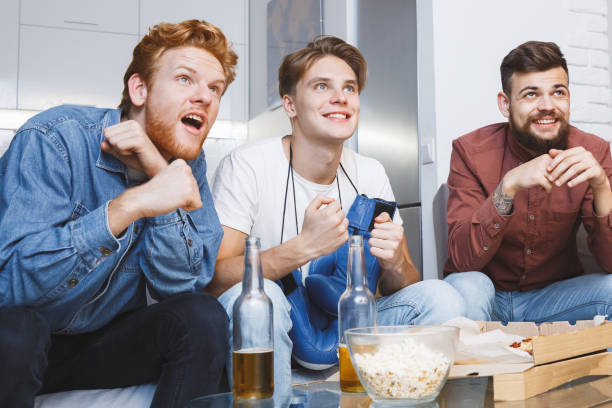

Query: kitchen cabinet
left=8, top=0, right=248, bottom=121
left=0, top=0, right=19, bottom=109
left=19, top=26, right=137, bottom=110
left=21, top=0, right=138, bottom=34
left=140, top=0, right=246, bottom=44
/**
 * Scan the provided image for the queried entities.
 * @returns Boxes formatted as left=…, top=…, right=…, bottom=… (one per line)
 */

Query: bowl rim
left=345, top=324, right=457, bottom=403
left=344, top=324, right=459, bottom=337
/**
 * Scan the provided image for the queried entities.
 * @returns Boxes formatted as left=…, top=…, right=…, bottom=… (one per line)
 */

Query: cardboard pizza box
left=449, top=320, right=612, bottom=401
left=493, top=351, right=612, bottom=401
left=480, top=320, right=612, bottom=366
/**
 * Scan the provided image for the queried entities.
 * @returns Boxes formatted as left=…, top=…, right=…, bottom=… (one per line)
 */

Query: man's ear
left=128, top=73, right=148, bottom=108
left=497, top=91, right=510, bottom=118
left=282, top=94, right=297, bottom=118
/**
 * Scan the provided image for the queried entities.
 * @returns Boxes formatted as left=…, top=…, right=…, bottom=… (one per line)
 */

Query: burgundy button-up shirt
left=444, top=123, right=612, bottom=291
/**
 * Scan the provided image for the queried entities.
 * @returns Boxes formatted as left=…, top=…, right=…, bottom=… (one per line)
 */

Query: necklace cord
left=280, top=145, right=292, bottom=245
left=279, top=140, right=360, bottom=294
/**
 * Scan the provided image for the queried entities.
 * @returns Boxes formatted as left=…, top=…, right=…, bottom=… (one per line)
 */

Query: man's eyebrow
left=305, top=76, right=331, bottom=86
left=518, top=84, right=568, bottom=94
left=174, top=65, right=197, bottom=73
left=174, top=65, right=226, bottom=86
left=305, top=76, right=358, bottom=86
left=210, top=78, right=227, bottom=88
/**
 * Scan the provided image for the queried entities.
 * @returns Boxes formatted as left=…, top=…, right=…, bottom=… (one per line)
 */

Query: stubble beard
left=509, top=109, right=569, bottom=155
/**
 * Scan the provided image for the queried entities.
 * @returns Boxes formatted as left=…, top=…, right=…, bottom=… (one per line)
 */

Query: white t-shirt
left=212, top=135, right=402, bottom=276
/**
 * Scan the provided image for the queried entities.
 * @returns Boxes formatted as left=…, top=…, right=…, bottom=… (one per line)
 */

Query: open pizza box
left=448, top=319, right=612, bottom=401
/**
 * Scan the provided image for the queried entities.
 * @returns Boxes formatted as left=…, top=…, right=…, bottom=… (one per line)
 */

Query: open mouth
left=181, top=114, right=204, bottom=130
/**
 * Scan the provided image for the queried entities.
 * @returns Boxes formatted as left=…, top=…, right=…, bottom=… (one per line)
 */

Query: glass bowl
left=345, top=325, right=459, bottom=406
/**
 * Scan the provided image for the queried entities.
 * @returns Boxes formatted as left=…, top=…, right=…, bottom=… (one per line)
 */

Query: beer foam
left=234, top=348, right=274, bottom=353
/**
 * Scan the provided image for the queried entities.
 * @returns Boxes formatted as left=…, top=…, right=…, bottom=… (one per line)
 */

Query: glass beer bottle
left=337, top=235, right=377, bottom=393
left=232, top=237, right=274, bottom=399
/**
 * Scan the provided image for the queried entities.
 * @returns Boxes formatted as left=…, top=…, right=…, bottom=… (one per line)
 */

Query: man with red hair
left=0, top=20, right=236, bottom=407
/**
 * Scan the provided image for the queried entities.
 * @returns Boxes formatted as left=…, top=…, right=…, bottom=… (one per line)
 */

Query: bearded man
left=0, top=20, right=236, bottom=407
left=443, top=41, right=612, bottom=324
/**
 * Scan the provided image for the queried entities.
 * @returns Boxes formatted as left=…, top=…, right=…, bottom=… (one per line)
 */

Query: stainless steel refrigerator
left=353, top=0, right=421, bottom=274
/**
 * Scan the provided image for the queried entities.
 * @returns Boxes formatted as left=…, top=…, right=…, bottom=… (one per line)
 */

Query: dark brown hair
left=278, top=36, right=367, bottom=97
left=119, top=19, right=238, bottom=116
left=500, top=41, right=568, bottom=95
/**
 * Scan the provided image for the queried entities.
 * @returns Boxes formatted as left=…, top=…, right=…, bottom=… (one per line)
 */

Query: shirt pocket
left=547, top=210, right=579, bottom=253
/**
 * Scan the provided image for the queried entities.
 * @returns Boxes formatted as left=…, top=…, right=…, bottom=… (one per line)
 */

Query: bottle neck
left=243, top=238, right=264, bottom=293
left=347, top=236, right=368, bottom=290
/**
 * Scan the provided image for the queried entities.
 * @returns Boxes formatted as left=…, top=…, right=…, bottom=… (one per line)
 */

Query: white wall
left=0, top=0, right=18, bottom=109
left=609, top=5, right=612, bottom=90
left=418, top=0, right=612, bottom=278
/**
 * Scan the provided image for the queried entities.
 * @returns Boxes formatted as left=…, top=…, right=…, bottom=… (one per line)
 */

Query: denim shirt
left=0, top=105, right=223, bottom=333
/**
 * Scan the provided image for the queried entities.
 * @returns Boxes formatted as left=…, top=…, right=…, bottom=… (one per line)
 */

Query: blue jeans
left=0, top=293, right=229, bottom=408
left=445, top=271, right=612, bottom=323
left=218, top=278, right=465, bottom=392
left=218, top=280, right=294, bottom=396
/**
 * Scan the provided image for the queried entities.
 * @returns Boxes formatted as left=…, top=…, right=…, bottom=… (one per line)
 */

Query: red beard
left=145, top=115, right=204, bottom=161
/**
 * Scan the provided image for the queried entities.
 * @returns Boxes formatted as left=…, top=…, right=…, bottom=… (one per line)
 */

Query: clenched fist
left=299, top=194, right=349, bottom=259
left=102, top=120, right=168, bottom=178
left=369, top=212, right=404, bottom=271
left=108, top=159, right=201, bottom=236
left=134, top=159, right=202, bottom=217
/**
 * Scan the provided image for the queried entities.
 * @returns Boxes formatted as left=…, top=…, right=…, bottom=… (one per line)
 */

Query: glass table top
left=185, top=375, right=612, bottom=408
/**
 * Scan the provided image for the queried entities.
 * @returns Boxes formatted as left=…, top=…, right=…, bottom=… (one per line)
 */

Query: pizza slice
left=509, top=336, right=538, bottom=356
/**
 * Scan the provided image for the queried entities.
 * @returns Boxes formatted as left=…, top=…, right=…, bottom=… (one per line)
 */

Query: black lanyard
left=278, top=141, right=358, bottom=294
left=280, top=144, right=358, bottom=244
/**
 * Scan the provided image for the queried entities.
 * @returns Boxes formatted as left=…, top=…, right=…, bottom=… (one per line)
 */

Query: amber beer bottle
left=338, top=235, right=377, bottom=393
left=232, top=237, right=274, bottom=399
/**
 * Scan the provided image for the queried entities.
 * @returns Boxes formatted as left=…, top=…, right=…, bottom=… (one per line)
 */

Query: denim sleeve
left=140, top=156, right=223, bottom=300
left=0, top=129, right=120, bottom=307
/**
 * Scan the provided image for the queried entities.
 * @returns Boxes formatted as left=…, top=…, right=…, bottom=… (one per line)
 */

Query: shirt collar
left=96, top=109, right=127, bottom=178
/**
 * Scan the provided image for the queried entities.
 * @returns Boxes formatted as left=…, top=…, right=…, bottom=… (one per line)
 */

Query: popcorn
left=352, top=338, right=450, bottom=399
